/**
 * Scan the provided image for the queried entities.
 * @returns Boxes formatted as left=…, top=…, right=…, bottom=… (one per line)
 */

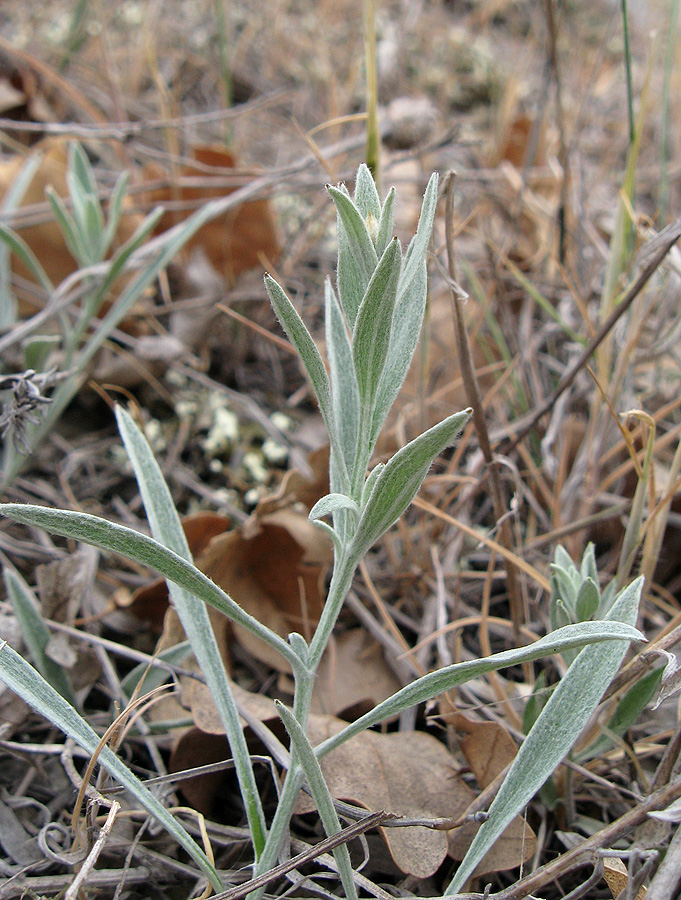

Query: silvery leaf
left=328, top=185, right=378, bottom=328
left=325, top=279, right=359, bottom=477
left=350, top=409, right=471, bottom=559
left=446, top=576, right=645, bottom=894
left=353, top=162, right=381, bottom=222
left=352, top=238, right=402, bottom=423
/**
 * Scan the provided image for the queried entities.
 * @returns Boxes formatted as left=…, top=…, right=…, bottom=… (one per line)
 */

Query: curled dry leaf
left=298, top=715, right=471, bottom=879
left=441, top=706, right=537, bottom=877
left=602, top=857, right=647, bottom=900
left=311, top=628, right=401, bottom=718
left=141, top=144, right=280, bottom=285
left=121, top=511, right=233, bottom=632
left=197, top=507, right=332, bottom=672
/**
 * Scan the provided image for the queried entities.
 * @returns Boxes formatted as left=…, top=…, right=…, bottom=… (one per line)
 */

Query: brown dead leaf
left=602, top=857, right=647, bottom=900
left=255, top=445, right=329, bottom=518
left=444, top=709, right=518, bottom=788
left=169, top=729, right=234, bottom=815
left=0, top=137, right=142, bottom=296
left=141, top=144, right=280, bottom=284
left=311, top=628, right=401, bottom=718
left=441, top=706, right=537, bottom=877
left=299, top=715, right=471, bottom=879
left=36, top=547, right=101, bottom=692
left=120, top=512, right=232, bottom=632
left=0, top=53, right=62, bottom=144
left=198, top=507, right=332, bottom=672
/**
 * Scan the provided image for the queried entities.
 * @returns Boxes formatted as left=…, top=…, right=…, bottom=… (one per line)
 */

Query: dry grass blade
left=444, top=172, right=524, bottom=635
left=501, top=217, right=681, bottom=452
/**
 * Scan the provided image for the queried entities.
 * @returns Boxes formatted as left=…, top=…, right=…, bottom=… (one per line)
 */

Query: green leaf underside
left=352, top=238, right=402, bottom=417
left=372, top=261, right=428, bottom=444
left=325, top=279, right=359, bottom=477
left=375, top=187, right=396, bottom=257
left=328, top=185, right=378, bottom=327
left=353, top=163, right=381, bottom=221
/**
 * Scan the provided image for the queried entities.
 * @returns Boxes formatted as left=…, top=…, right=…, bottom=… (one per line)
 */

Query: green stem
left=248, top=549, right=358, bottom=897
left=307, top=549, right=358, bottom=671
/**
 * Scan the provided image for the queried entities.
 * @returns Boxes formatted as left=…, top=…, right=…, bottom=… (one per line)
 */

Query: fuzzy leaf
left=575, top=577, right=600, bottom=622
left=115, top=406, right=267, bottom=856
left=276, top=702, right=358, bottom=900
left=352, top=238, right=402, bottom=419
left=315, top=619, right=644, bottom=760
left=375, top=187, right=396, bottom=258
left=265, top=275, right=336, bottom=449
left=0, top=503, right=298, bottom=670
left=3, top=567, right=76, bottom=706
left=353, top=163, right=381, bottom=222
left=350, top=409, right=471, bottom=560
left=446, top=577, right=645, bottom=894
left=325, top=278, right=359, bottom=478
left=309, top=493, right=360, bottom=521
left=399, top=173, right=438, bottom=299
left=328, top=184, right=378, bottom=328
left=371, top=261, right=428, bottom=444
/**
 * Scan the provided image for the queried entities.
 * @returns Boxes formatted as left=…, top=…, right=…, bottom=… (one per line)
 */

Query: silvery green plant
left=550, top=543, right=619, bottom=665
left=0, top=166, right=645, bottom=897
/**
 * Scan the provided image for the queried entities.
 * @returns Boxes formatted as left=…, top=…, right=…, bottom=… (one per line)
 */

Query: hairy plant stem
left=248, top=549, right=359, bottom=898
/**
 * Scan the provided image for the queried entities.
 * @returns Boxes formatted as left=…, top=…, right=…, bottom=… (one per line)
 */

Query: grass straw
left=363, top=0, right=380, bottom=187
left=658, top=0, right=679, bottom=224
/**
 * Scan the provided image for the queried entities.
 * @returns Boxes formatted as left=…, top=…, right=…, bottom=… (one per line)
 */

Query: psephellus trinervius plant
left=0, top=165, right=643, bottom=897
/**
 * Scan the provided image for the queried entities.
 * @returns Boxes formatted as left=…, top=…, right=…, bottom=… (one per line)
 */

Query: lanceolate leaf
left=314, top=619, right=644, bottom=761
left=446, top=576, right=645, bottom=894
left=350, top=409, right=471, bottom=560
left=265, top=277, right=337, bottom=446
left=115, top=406, right=267, bottom=857
left=325, top=279, right=359, bottom=477
left=328, top=185, right=378, bottom=328
left=0, top=641, right=223, bottom=891
left=352, top=238, right=402, bottom=417
left=375, top=187, right=396, bottom=258
left=0, top=503, right=299, bottom=670
left=399, top=172, right=438, bottom=298
left=371, top=261, right=428, bottom=445
left=353, top=162, right=381, bottom=222
left=3, top=568, right=77, bottom=706
left=276, top=702, right=358, bottom=900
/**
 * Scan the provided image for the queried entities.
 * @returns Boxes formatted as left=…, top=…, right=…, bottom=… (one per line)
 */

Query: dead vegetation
left=1, top=1, right=681, bottom=898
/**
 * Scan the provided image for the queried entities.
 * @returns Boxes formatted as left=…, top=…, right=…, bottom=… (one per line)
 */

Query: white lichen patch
left=202, top=401, right=239, bottom=458
left=243, top=450, right=268, bottom=483
left=262, top=437, right=288, bottom=465
left=270, top=411, right=292, bottom=433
